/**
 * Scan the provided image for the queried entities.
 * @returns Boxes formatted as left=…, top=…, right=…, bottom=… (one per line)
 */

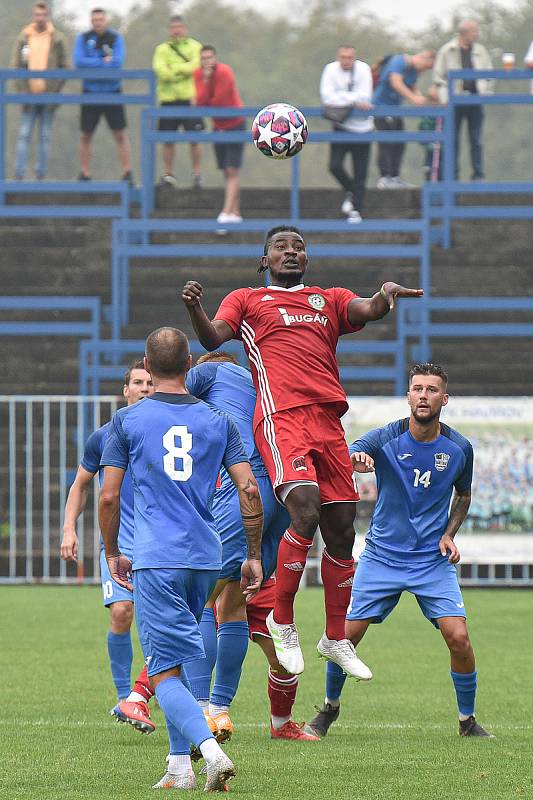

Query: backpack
left=371, top=54, right=393, bottom=88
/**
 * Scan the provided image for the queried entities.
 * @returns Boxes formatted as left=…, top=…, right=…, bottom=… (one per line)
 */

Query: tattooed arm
left=227, top=462, right=264, bottom=598
left=439, top=489, right=471, bottom=564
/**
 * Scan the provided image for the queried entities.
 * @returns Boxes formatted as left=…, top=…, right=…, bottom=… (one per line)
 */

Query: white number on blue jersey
left=413, top=468, right=431, bottom=488
left=162, top=426, right=193, bottom=481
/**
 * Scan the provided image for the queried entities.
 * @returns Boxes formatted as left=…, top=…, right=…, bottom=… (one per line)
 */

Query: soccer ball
left=251, top=103, right=308, bottom=159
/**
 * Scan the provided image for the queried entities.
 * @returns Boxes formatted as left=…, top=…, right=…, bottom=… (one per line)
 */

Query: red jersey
left=214, top=283, right=363, bottom=429
left=193, top=62, right=245, bottom=130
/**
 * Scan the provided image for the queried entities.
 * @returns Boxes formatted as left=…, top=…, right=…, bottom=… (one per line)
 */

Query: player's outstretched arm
left=99, top=466, right=133, bottom=591
left=181, top=280, right=234, bottom=350
left=60, top=466, right=95, bottom=562
left=227, top=462, right=264, bottom=599
left=347, top=282, right=424, bottom=325
left=439, top=488, right=471, bottom=564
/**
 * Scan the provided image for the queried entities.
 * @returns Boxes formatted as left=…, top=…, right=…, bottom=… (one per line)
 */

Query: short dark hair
left=201, top=45, right=216, bottom=54
left=169, top=14, right=184, bottom=23
left=145, top=327, right=190, bottom=378
left=91, top=7, right=106, bottom=15
left=409, top=363, right=448, bottom=387
left=34, top=2, right=49, bottom=11
left=196, top=351, right=239, bottom=366
left=123, top=359, right=145, bottom=386
left=263, top=225, right=304, bottom=256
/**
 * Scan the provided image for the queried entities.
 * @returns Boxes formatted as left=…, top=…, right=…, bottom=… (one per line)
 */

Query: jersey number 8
left=162, top=425, right=193, bottom=481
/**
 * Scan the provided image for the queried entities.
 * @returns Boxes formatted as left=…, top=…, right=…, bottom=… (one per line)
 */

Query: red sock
left=268, top=668, right=298, bottom=719
left=321, top=549, right=354, bottom=640
left=273, top=529, right=313, bottom=624
left=133, top=665, right=154, bottom=703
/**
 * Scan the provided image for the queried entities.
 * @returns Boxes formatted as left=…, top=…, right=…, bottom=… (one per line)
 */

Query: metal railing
left=0, top=295, right=101, bottom=341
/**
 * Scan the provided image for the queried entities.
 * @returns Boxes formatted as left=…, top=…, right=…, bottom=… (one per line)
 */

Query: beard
left=412, top=407, right=440, bottom=425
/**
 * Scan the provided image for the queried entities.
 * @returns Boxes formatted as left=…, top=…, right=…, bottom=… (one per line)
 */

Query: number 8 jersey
left=350, top=418, right=473, bottom=563
left=101, top=392, right=248, bottom=571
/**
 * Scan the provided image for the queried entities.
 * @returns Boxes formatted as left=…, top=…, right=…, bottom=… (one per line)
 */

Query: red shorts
left=254, top=403, right=359, bottom=504
left=246, top=577, right=276, bottom=640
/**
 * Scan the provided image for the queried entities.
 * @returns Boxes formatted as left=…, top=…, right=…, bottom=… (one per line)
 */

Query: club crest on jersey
left=434, top=452, right=450, bottom=471
left=292, top=456, right=307, bottom=472
left=308, top=293, right=326, bottom=310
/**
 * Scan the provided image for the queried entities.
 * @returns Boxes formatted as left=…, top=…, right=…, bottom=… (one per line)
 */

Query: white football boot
left=204, top=752, right=236, bottom=792
left=317, top=634, right=372, bottom=680
left=266, top=611, right=305, bottom=675
left=152, top=770, right=196, bottom=790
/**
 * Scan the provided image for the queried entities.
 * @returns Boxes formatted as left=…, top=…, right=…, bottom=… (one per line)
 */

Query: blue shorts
left=347, top=550, right=466, bottom=629
left=100, top=550, right=134, bottom=607
left=134, top=567, right=218, bottom=677
left=214, top=475, right=290, bottom=582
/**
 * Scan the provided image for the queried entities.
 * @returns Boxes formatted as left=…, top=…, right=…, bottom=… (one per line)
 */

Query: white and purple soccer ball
left=251, top=103, right=308, bottom=159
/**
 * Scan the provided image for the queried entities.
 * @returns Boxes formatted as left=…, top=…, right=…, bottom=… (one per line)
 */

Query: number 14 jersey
left=101, top=393, right=247, bottom=571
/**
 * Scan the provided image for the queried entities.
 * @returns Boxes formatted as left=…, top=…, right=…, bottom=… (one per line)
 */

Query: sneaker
left=111, top=700, right=155, bottom=734
left=78, top=172, right=91, bottom=181
left=122, top=170, right=135, bottom=186
left=160, top=173, right=178, bottom=187
left=376, top=176, right=392, bottom=189
left=302, top=702, right=340, bottom=738
left=390, top=176, right=415, bottom=189
left=341, top=193, right=354, bottom=215
left=270, top=720, right=320, bottom=741
left=204, top=752, right=235, bottom=792
left=152, top=770, right=196, bottom=790
left=459, top=716, right=494, bottom=738
left=216, top=212, right=243, bottom=224
left=190, top=713, right=220, bottom=762
left=211, top=711, right=234, bottom=743
left=192, top=173, right=203, bottom=189
left=266, top=611, right=305, bottom=675
left=316, top=634, right=372, bottom=680
left=347, top=210, right=362, bottom=224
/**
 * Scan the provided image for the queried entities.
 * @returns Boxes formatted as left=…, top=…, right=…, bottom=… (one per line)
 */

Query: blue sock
left=326, top=660, right=347, bottom=702
left=451, top=670, right=477, bottom=717
left=107, top=631, right=132, bottom=700
left=186, top=608, right=217, bottom=701
left=155, top=676, right=214, bottom=748
left=211, top=621, right=249, bottom=707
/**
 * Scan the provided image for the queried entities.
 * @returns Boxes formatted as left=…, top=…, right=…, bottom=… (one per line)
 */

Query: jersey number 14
left=413, top=468, right=431, bottom=488
left=162, top=426, right=193, bottom=481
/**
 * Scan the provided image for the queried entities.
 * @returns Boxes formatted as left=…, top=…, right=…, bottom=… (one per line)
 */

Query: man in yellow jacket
left=11, top=1, right=68, bottom=180
left=152, top=15, right=203, bottom=187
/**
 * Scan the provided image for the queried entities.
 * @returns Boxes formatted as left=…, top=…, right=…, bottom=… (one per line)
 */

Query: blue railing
left=0, top=296, right=100, bottom=341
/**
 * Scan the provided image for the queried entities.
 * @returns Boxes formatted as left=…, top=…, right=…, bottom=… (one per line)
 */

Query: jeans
left=454, top=105, right=484, bottom=179
left=14, top=105, right=55, bottom=179
left=375, top=116, right=404, bottom=177
left=329, top=141, right=370, bottom=212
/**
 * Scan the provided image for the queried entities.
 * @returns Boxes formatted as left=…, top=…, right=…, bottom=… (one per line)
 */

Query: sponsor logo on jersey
left=292, top=456, right=307, bottom=472
left=278, top=307, right=328, bottom=327
left=283, top=561, right=305, bottom=571
left=261, top=294, right=274, bottom=301
left=337, top=577, right=353, bottom=588
left=308, top=293, right=326, bottom=310
left=435, top=452, right=450, bottom=471
left=398, top=453, right=412, bottom=460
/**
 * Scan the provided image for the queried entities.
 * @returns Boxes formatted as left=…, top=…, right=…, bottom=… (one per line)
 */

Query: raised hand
left=182, top=281, right=204, bottom=308
left=381, top=282, right=424, bottom=310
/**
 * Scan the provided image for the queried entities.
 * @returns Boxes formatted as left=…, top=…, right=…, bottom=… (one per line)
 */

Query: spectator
left=152, top=15, right=203, bottom=188
left=434, top=20, right=493, bottom=180
left=73, top=8, right=132, bottom=182
left=418, top=86, right=443, bottom=182
left=319, top=45, right=373, bottom=223
left=11, top=2, right=67, bottom=181
left=373, top=50, right=435, bottom=189
left=523, top=41, right=533, bottom=93
left=194, top=46, right=245, bottom=225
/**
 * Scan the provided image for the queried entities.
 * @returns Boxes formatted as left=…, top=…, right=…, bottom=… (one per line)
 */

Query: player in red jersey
left=182, top=225, right=423, bottom=677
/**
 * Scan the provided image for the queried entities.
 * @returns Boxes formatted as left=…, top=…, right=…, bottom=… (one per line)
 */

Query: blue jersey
left=80, top=421, right=135, bottom=560
left=186, top=361, right=268, bottom=485
left=351, top=418, right=473, bottom=562
left=372, top=54, right=417, bottom=106
left=100, top=392, right=248, bottom=571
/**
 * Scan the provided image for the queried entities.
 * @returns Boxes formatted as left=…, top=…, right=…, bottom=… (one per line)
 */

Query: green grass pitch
left=1, top=586, right=531, bottom=799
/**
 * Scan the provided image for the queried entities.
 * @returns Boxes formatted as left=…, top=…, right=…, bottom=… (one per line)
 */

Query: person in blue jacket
left=73, top=7, right=132, bottom=182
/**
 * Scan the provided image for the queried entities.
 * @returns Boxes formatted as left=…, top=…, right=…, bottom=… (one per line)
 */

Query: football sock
left=128, top=664, right=153, bottom=703
left=167, top=754, right=192, bottom=775
left=273, top=529, right=313, bottom=624
left=210, top=703, right=230, bottom=716
left=210, top=621, right=249, bottom=707
left=451, top=669, right=477, bottom=718
left=155, top=676, right=215, bottom=750
left=107, top=630, right=133, bottom=699
left=325, top=660, right=347, bottom=703
left=199, top=736, right=224, bottom=762
left=126, top=691, right=147, bottom=704
left=186, top=607, right=217, bottom=702
left=268, top=668, right=298, bottom=723
left=321, top=549, right=354, bottom=641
